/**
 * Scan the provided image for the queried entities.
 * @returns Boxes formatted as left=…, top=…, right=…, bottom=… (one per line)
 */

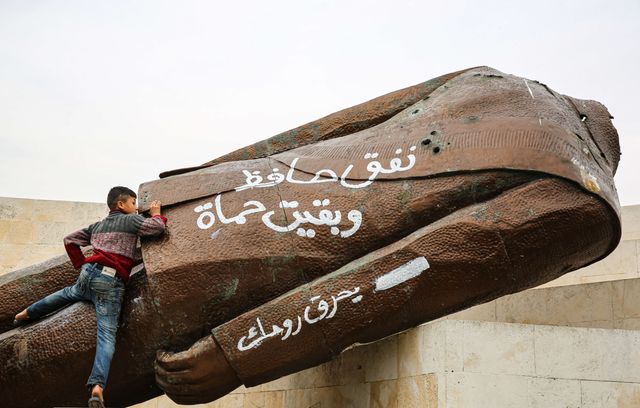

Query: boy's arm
left=136, top=200, right=167, bottom=237
left=63, top=225, right=94, bottom=269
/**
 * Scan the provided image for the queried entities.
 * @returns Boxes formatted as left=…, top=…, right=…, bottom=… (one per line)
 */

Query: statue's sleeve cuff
left=208, top=253, right=412, bottom=387
left=210, top=285, right=334, bottom=387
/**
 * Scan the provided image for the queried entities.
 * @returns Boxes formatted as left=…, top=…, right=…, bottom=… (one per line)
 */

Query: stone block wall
left=0, top=197, right=106, bottom=274
left=442, top=276, right=640, bottom=330
left=132, top=320, right=640, bottom=408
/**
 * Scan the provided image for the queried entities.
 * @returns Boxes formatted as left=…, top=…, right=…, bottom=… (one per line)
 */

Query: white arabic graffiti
left=237, top=287, right=363, bottom=352
left=234, top=146, right=417, bottom=192
left=234, top=256, right=429, bottom=352
left=194, top=146, right=417, bottom=239
left=195, top=197, right=362, bottom=239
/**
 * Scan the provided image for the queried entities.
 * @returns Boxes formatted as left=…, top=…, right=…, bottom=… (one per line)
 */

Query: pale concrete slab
left=204, top=393, right=243, bottom=408
left=581, top=380, right=640, bottom=408
left=459, top=320, right=535, bottom=376
left=242, top=391, right=284, bottom=408
left=397, top=327, right=426, bottom=378
left=0, top=197, right=105, bottom=275
left=444, top=372, right=530, bottom=408
left=283, top=383, right=370, bottom=408
left=496, top=280, right=616, bottom=326
left=446, top=299, right=497, bottom=322
left=363, top=335, right=398, bottom=383
left=622, top=205, right=640, bottom=241
left=534, top=325, right=640, bottom=383
left=397, top=375, right=437, bottom=407
left=369, top=378, right=399, bottom=408
left=528, top=377, right=581, bottom=408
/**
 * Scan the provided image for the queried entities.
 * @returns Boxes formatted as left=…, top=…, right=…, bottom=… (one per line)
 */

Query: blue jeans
left=27, top=263, right=125, bottom=389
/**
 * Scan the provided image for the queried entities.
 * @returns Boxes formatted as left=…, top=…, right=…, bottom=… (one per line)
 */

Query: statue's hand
left=155, top=334, right=241, bottom=404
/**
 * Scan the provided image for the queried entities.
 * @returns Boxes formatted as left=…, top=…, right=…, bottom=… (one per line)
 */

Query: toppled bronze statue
left=0, top=67, right=622, bottom=407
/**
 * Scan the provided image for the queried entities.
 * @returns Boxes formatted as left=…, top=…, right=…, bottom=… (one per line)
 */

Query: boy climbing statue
left=13, top=187, right=167, bottom=408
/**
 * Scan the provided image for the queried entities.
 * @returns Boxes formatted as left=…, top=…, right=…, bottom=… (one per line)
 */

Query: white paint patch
left=523, top=79, right=534, bottom=99
left=374, top=256, right=430, bottom=292
left=210, top=228, right=222, bottom=239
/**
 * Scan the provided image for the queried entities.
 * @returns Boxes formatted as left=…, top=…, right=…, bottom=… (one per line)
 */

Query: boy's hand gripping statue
left=0, top=67, right=622, bottom=407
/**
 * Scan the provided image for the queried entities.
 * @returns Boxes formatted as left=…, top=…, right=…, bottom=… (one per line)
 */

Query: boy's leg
left=24, top=263, right=91, bottom=320
left=86, top=273, right=125, bottom=392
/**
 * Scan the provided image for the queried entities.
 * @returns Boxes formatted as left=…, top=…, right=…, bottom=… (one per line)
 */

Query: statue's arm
left=0, top=254, right=83, bottom=331
left=155, top=177, right=618, bottom=404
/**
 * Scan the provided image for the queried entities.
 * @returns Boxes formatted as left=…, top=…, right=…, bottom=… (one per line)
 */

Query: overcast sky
left=1, top=0, right=638, bottom=206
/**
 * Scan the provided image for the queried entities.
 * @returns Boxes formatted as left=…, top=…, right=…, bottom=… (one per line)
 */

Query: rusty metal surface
left=0, top=250, right=96, bottom=333
left=0, top=67, right=622, bottom=407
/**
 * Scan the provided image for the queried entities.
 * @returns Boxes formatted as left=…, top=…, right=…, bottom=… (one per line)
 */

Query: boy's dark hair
left=107, top=186, right=137, bottom=210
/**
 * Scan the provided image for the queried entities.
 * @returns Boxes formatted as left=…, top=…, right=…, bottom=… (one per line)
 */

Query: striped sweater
left=64, top=209, right=167, bottom=283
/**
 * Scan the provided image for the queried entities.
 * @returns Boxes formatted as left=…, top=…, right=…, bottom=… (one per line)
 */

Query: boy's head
left=107, top=186, right=138, bottom=214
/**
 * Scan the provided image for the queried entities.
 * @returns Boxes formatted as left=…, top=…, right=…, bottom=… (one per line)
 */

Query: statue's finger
left=159, top=372, right=228, bottom=405
left=155, top=349, right=193, bottom=371
left=156, top=365, right=216, bottom=391
left=154, top=372, right=171, bottom=392
left=155, top=369, right=199, bottom=394
left=154, top=363, right=197, bottom=385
